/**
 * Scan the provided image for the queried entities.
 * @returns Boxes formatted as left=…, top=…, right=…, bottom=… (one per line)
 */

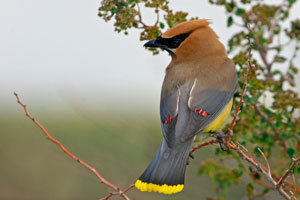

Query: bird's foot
left=186, top=153, right=195, bottom=165
left=189, top=153, right=194, bottom=159
left=213, top=131, right=229, bottom=151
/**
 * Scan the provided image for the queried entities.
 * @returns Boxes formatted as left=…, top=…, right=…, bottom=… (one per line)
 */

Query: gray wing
left=160, top=87, right=180, bottom=147
left=181, top=84, right=235, bottom=141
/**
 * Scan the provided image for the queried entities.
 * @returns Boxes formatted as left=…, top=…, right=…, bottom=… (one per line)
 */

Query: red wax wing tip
left=202, top=111, right=207, bottom=117
left=190, top=106, right=193, bottom=110
left=194, top=108, right=197, bottom=113
left=169, top=116, right=172, bottom=121
left=198, top=109, right=203, bottom=114
left=165, top=119, right=168, bottom=124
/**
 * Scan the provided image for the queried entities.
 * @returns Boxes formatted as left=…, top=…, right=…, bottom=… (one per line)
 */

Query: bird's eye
left=173, top=40, right=180, bottom=45
left=171, top=39, right=181, bottom=48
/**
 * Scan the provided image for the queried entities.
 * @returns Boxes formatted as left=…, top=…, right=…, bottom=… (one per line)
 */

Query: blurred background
left=1, top=0, right=300, bottom=199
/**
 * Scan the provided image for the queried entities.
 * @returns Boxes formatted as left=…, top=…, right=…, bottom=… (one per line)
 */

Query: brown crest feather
left=162, top=19, right=210, bottom=38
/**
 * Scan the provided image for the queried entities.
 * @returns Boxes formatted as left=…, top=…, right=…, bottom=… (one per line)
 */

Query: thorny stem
left=277, top=158, right=300, bottom=189
left=190, top=139, right=219, bottom=155
left=268, top=0, right=287, bottom=43
left=256, top=148, right=295, bottom=200
left=259, top=0, right=286, bottom=78
left=226, top=24, right=254, bottom=143
left=14, top=93, right=133, bottom=200
left=99, top=185, right=134, bottom=200
left=136, top=3, right=148, bottom=28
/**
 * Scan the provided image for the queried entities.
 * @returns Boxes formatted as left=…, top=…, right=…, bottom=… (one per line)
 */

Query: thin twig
left=277, top=158, right=300, bottom=189
left=226, top=23, right=254, bottom=143
left=154, top=9, right=160, bottom=27
left=234, top=143, right=298, bottom=199
left=268, top=1, right=286, bottom=43
left=14, top=92, right=133, bottom=200
left=257, top=148, right=274, bottom=183
left=258, top=0, right=286, bottom=78
left=190, top=139, right=218, bottom=155
left=293, top=174, right=297, bottom=194
left=237, top=141, right=248, bottom=152
left=99, top=186, right=134, bottom=200
left=136, top=3, right=147, bottom=28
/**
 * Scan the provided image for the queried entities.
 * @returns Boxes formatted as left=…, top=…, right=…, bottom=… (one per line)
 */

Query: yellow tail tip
left=135, top=180, right=184, bottom=194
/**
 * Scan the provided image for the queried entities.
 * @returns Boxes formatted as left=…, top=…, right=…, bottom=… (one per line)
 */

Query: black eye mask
left=156, top=32, right=191, bottom=49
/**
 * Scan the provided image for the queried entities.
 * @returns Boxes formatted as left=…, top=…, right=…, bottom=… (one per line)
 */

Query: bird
left=135, top=19, right=238, bottom=195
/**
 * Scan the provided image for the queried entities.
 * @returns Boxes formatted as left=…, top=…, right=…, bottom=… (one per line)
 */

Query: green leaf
left=274, top=56, right=287, bottom=63
left=287, top=0, right=296, bottom=4
left=261, top=37, right=268, bottom=43
left=227, top=16, right=233, bottom=27
left=273, top=29, right=279, bottom=35
left=286, top=148, right=295, bottom=158
left=262, top=188, right=270, bottom=194
left=246, top=183, right=254, bottom=197
left=225, top=2, right=235, bottom=12
left=272, top=70, right=281, bottom=75
left=235, top=8, right=245, bottom=16
left=159, top=22, right=165, bottom=29
left=241, top=0, right=251, bottom=4
left=132, top=21, right=137, bottom=27
left=290, top=65, right=298, bottom=74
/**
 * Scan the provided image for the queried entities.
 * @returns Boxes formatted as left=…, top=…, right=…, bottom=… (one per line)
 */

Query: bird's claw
left=214, top=131, right=229, bottom=151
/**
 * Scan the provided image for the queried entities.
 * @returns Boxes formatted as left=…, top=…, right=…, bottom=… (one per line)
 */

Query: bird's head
left=144, top=19, right=225, bottom=59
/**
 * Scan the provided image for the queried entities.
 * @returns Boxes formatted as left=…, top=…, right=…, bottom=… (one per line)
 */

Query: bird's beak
left=144, top=39, right=159, bottom=47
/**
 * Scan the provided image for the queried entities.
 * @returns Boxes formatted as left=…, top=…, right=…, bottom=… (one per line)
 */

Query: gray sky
left=1, top=0, right=299, bottom=110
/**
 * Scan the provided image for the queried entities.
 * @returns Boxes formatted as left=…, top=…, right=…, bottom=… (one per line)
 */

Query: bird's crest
left=162, top=19, right=211, bottom=38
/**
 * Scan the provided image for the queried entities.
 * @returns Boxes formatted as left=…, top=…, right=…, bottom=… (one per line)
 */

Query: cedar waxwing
left=135, top=20, right=238, bottom=195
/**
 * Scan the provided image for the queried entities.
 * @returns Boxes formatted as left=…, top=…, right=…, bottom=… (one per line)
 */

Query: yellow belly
left=202, top=98, right=233, bottom=133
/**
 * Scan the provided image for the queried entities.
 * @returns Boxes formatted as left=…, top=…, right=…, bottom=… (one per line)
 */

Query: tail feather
left=135, top=139, right=193, bottom=194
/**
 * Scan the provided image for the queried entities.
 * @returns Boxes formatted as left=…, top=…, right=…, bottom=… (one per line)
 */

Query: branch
left=258, top=0, right=286, bottom=78
left=190, top=139, right=218, bottom=155
left=268, top=1, right=287, bottom=43
left=259, top=50, right=273, bottom=78
left=226, top=23, right=254, bottom=143
left=154, top=8, right=160, bottom=27
left=14, top=92, right=133, bottom=200
left=277, top=158, right=300, bottom=189
left=136, top=3, right=148, bottom=28
left=99, top=185, right=135, bottom=200
left=232, top=144, right=300, bottom=199
left=257, top=148, right=300, bottom=200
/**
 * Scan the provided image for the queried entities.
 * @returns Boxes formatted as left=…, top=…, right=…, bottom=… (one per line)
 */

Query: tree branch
left=136, top=3, right=148, bottom=28
left=14, top=92, right=133, bottom=200
left=277, top=158, right=300, bottom=189
left=226, top=24, right=254, bottom=143
left=268, top=1, right=287, bottom=43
